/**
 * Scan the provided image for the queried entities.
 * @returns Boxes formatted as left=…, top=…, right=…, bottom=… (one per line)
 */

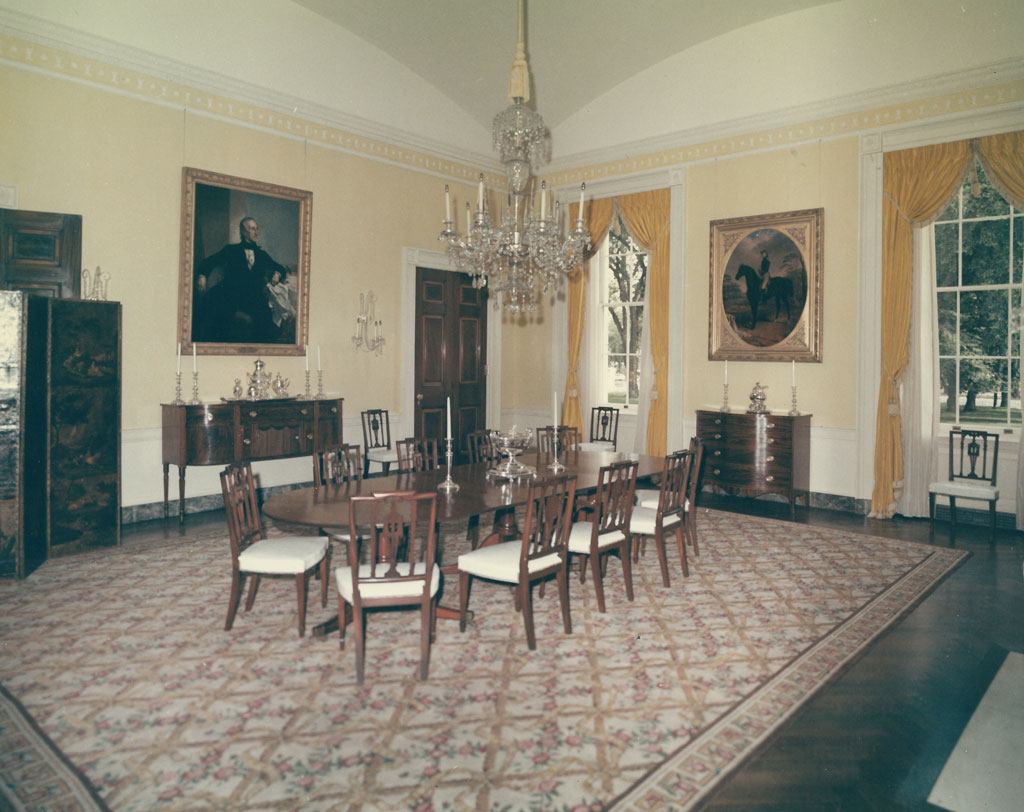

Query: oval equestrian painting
left=721, top=227, right=807, bottom=347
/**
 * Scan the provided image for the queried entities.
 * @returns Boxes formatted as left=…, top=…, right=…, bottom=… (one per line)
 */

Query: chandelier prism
left=439, top=0, right=590, bottom=313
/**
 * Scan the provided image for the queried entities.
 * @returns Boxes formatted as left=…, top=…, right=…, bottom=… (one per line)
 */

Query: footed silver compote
left=488, top=426, right=535, bottom=479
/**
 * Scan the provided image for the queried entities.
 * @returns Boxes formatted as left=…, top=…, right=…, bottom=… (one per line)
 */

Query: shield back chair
left=929, top=429, right=1000, bottom=542
left=336, top=491, right=440, bottom=684
left=312, top=443, right=363, bottom=545
left=396, top=437, right=440, bottom=473
left=630, top=449, right=694, bottom=586
left=361, top=408, right=399, bottom=476
left=457, top=473, right=577, bottom=650
left=220, top=461, right=329, bottom=637
left=579, top=406, right=620, bottom=451
left=567, top=459, right=638, bottom=613
left=536, top=425, right=580, bottom=455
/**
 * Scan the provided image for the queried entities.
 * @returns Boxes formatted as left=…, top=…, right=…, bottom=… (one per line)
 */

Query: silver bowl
left=488, top=426, right=535, bottom=479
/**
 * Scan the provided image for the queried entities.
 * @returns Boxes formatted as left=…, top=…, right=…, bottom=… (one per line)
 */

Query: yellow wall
left=684, top=138, right=861, bottom=428
left=1, top=64, right=476, bottom=428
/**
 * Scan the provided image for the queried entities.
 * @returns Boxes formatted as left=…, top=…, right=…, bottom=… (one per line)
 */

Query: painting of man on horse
left=721, top=229, right=807, bottom=347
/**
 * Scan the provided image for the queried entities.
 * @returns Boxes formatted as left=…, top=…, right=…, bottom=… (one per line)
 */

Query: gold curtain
left=564, top=196, right=614, bottom=436
left=976, top=131, right=1024, bottom=210
left=618, top=189, right=672, bottom=455
left=870, top=140, right=971, bottom=516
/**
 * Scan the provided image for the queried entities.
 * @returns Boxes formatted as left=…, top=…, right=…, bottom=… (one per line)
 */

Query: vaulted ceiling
left=292, top=0, right=834, bottom=131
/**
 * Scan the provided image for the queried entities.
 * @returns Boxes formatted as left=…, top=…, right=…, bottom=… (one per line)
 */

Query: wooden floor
left=122, top=495, right=1024, bottom=812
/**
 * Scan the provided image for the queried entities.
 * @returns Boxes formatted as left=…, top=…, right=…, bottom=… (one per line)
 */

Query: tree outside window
left=935, top=160, right=1024, bottom=426
left=595, top=214, right=647, bottom=407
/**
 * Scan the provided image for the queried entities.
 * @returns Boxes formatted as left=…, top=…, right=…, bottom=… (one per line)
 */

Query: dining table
left=262, top=448, right=664, bottom=637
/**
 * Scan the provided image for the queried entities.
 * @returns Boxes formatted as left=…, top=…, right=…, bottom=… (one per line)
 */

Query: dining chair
left=567, top=459, right=638, bottom=613
left=361, top=408, right=399, bottom=476
left=636, top=436, right=705, bottom=557
left=336, top=490, right=440, bottom=684
left=929, top=429, right=1000, bottom=542
left=312, top=443, right=363, bottom=545
left=396, top=437, right=440, bottom=473
left=586, top=405, right=620, bottom=450
left=536, top=425, right=580, bottom=455
left=457, top=473, right=577, bottom=649
left=220, top=461, right=329, bottom=637
left=630, top=449, right=694, bottom=586
left=465, top=429, right=495, bottom=464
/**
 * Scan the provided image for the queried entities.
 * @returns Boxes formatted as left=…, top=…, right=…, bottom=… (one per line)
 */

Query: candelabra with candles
left=352, top=291, right=384, bottom=354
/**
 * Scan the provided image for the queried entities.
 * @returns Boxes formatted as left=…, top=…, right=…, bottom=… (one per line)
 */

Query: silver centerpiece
left=488, top=426, right=535, bottom=479
left=748, top=382, right=768, bottom=413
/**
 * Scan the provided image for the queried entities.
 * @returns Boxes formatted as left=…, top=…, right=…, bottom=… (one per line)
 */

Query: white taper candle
left=446, top=396, right=452, bottom=439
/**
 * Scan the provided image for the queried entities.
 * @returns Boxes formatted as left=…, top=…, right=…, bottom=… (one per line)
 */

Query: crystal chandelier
left=439, top=0, right=591, bottom=313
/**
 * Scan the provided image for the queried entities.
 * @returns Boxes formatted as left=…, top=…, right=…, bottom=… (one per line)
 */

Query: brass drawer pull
left=713, top=468, right=721, bottom=476
left=714, top=450, right=722, bottom=456
left=205, top=412, right=214, bottom=423
left=765, top=475, right=775, bottom=482
left=331, top=407, right=338, bottom=414
left=249, top=410, right=258, bottom=418
left=243, top=438, right=251, bottom=445
left=767, top=455, right=775, bottom=462
left=714, top=418, right=722, bottom=425
left=766, top=422, right=776, bottom=429
left=767, top=438, right=774, bottom=444
left=306, top=433, right=313, bottom=440
left=714, top=433, right=722, bottom=440
left=300, top=408, right=310, bottom=416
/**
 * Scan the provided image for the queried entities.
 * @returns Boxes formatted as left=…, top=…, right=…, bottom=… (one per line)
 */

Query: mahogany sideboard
left=695, top=409, right=810, bottom=516
left=162, top=397, right=343, bottom=523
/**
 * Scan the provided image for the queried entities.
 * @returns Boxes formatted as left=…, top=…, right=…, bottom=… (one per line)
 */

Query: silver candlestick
left=172, top=371, right=184, bottom=405
left=720, top=383, right=730, bottom=412
left=789, top=385, right=801, bottom=416
left=303, top=370, right=312, bottom=400
left=548, top=433, right=566, bottom=471
left=438, top=437, right=460, bottom=493
left=316, top=370, right=324, bottom=398
left=190, top=370, right=200, bottom=405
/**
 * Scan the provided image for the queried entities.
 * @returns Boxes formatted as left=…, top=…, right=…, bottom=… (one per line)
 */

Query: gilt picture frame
left=178, top=167, right=312, bottom=356
left=708, top=208, right=823, bottom=362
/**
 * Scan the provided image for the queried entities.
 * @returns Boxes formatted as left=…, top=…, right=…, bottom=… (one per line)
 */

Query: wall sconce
left=352, top=291, right=384, bottom=355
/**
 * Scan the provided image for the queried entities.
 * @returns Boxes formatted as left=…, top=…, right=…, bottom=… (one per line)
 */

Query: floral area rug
left=0, top=510, right=967, bottom=811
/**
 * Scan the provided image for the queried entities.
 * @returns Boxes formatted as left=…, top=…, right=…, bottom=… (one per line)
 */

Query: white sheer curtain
left=632, top=277, right=654, bottom=455
left=898, top=226, right=938, bottom=517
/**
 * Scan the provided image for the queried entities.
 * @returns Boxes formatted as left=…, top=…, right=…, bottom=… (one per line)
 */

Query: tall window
left=592, top=213, right=648, bottom=407
left=935, top=160, right=1024, bottom=426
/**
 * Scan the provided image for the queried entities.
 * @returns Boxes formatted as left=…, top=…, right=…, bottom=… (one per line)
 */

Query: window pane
left=1014, top=215, right=1023, bottom=285
left=960, top=289, right=1008, bottom=356
left=937, top=188, right=960, bottom=223
left=604, top=306, right=626, bottom=354
left=962, top=220, right=1010, bottom=285
left=627, top=355, right=640, bottom=404
left=960, top=358, right=1005, bottom=424
left=937, top=291, right=957, bottom=355
left=628, top=307, right=644, bottom=354
left=629, top=254, right=648, bottom=303
left=934, top=222, right=959, bottom=287
left=606, top=256, right=626, bottom=303
left=939, top=358, right=957, bottom=422
left=963, top=163, right=1010, bottom=219
left=606, top=354, right=627, bottom=404
left=1013, top=288, right=1021, bottom=351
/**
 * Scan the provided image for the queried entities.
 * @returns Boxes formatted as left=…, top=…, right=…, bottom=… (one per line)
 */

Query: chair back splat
left=465, top=429, right=495, bottom=464
left=360, top=409, right=398, bottom=476
left=396, top=437, right=440, bottom=473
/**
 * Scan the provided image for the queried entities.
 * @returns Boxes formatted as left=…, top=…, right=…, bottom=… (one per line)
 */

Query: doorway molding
left=401, top=247, right=502, bottom=436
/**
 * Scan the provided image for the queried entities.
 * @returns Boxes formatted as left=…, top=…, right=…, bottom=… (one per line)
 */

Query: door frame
left=401, top=247, right=501, bottom=437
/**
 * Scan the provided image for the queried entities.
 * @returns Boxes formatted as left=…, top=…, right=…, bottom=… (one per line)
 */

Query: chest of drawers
left=695, top=409, right=810, bottom=515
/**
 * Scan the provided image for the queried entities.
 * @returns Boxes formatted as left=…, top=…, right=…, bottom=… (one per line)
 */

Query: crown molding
left=0, top=7, right=498, bottom=177
left=547, top=58, right=1024, bottom=176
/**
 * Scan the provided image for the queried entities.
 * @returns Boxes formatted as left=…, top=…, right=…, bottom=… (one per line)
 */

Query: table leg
left=178, top=467, right=187, bottom=524
left=163, top=463, right=170, bottom=519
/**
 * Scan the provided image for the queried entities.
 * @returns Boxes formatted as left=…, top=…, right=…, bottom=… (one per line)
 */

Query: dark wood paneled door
left=0, top=209, right=82, bottom=298
left=414, top=267, right=487, bottom=463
